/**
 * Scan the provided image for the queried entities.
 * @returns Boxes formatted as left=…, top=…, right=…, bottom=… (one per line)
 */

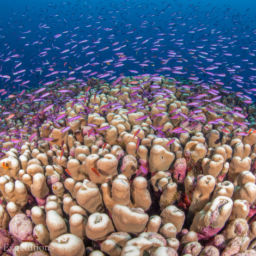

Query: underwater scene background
left=0, top=1, right=256, bottom=256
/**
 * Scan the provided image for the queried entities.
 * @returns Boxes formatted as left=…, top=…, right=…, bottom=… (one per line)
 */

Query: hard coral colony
left=0, top=75, right=256, bottom=256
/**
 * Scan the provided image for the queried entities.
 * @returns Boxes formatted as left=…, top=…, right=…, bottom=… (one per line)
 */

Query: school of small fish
left=0, top=1, right=255, bottom=105
left=0, top=0, right=256, bottom=255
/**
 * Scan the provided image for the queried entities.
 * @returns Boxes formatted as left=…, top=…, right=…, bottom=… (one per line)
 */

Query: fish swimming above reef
left=0, top=0, right=256, bottom=254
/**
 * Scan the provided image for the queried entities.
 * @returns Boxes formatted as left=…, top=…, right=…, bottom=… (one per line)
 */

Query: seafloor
left=0, top=75, right=256, bottom=256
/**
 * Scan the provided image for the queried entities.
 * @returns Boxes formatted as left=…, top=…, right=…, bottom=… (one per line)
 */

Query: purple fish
left=55, top=113, right=66, bottom=122
left=97, top=125, right=110, bottom=131
left=136, top=115, right=148, bottom=121
left=43, top=104, right=54, bottom=113
left=61, top=126, right=71, bottom=133
left=68, top=116, right=82, bottom=122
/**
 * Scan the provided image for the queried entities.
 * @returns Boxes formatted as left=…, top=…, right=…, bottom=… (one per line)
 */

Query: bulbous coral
left=0, top=75, right=256, bottom=256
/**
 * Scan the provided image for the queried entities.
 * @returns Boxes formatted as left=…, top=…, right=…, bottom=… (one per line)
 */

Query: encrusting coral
left=0, top=75, right=256, bottom=255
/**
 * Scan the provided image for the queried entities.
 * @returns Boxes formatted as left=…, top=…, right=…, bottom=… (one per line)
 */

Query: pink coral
left=197, top=226, right=223, bottom=240
left=35, top=197, right=47, bottom=206
left=173, top=158, right=187, bottom=183
left=248, top=205, right=256, bottom=219
left=9, top=213, right=33, bottom=242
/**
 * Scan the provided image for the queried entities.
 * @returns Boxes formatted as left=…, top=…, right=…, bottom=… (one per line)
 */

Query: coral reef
left=0, top=75, right=255, bottom=255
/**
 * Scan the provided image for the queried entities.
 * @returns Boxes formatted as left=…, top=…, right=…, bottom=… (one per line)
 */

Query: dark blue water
left=0, top=0, right=256, bottom=101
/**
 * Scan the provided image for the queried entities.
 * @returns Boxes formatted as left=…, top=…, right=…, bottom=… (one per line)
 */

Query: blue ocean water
left=1, top=2, right=256, bottom=253
left=0, top=0, right=256, bottom=100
